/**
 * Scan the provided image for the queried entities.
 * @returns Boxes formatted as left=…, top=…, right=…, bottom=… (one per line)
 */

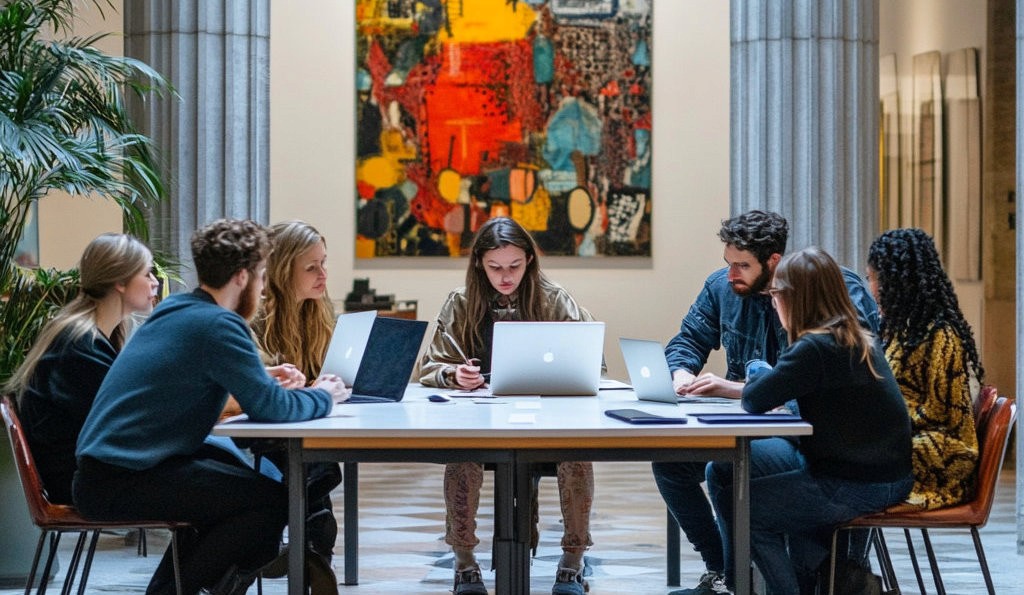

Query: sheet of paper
left=508, top=413, right=537, bottom=424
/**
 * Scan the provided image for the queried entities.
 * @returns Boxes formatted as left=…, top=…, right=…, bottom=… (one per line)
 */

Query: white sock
left=453, top=547, right=478, bottom=571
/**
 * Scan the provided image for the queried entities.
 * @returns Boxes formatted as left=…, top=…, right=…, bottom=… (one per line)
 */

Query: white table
left=212, top=385, right=811, bottom=595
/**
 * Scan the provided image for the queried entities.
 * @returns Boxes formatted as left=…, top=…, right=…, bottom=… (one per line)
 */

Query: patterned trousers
left=443, top=461, right=594, bottom=554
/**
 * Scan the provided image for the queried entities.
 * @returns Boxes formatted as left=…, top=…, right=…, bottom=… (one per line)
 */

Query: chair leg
left=869, top=529, right=899, bottom=593
left=666, top=511, right=680, bottom=586
left=902, top=528, right=927, bottom=595
left=75, top=531, right=102, bottom=595
left=827, top=529, right=840, bottom=595
left=137, top=528, right=147, bottom=557
left=919, top=528, right=946, bottom=595
left=170, top=529, right=184, bottom=595
left=24, top=532, right=48, bottom=595
left=59, top=532, right=89, bottom=595
left=37, top=531, right=64, bottom=594
left=970, top=527, right=996, bottom=595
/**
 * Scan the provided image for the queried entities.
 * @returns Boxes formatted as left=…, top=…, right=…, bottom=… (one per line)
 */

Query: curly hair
left=718, top=210, right=788, bottom=264
left=867, top=228, right=983, bottom=381
left=191, top=219, right=271, bottom=288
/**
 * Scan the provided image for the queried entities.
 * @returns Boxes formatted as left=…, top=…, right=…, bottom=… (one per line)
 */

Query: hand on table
left=314, top=374, right=351, bottom=403
left=676, top=372, right=743, bottom=399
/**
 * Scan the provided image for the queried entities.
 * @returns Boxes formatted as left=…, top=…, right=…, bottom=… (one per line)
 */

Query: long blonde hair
left=253, top=221, right=335, bottom=381
left=7, top=234, right=152, bottom=401
left=772, top=247, right=880, bottom=377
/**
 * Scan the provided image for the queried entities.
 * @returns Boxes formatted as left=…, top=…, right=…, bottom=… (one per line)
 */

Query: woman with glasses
left=706, top=247, right=913, bottom=595
left=419, top=217, right=599, bottom=595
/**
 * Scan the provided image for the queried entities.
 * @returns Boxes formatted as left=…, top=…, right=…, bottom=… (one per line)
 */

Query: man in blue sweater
left=74, top=219, right=349, bottom=595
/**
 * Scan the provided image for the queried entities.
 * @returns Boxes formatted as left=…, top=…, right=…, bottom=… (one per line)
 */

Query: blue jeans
left=706, top=438, right=912, bottom=594
left=651, top=461, right=724, bottom=574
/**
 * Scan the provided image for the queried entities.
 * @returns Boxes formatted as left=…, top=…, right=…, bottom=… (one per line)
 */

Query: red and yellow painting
left=355, top=0, right=652, bottom=257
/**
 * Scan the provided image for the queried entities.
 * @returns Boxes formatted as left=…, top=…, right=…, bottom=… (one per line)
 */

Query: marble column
left=731, top=0, right=878, bottom=274
left=124, top=0, right=270, bottom=284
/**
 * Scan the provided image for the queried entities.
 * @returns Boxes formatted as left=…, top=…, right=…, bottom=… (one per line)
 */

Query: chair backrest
left=965, top=396, right=1016, bottom=526
left=973, top=385, right=998, bottom=443
left=1, top=395, right=57, bottom=526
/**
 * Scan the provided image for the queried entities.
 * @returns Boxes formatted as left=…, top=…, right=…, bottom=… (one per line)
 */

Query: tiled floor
left=1, top=462, right=1018, bottom=594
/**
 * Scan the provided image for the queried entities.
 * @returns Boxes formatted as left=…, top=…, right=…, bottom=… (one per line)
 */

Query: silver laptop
left=321, top=310, right=378, bottom=386
left=619, top=338, right=679, bottom=404
left=489, top=321, right=605, bottom=396
left=619, top=338, right=734, bottom=404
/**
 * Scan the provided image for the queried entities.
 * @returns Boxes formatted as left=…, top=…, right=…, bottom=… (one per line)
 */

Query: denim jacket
left=665, top=266, right=879, bottom=381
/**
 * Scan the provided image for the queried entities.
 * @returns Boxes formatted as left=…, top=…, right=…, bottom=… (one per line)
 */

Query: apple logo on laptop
left=543, top=351, right=555, bottom=363
left=344, top=346, right=353, bottom=359
left=640, top=365, right=651, bottom=378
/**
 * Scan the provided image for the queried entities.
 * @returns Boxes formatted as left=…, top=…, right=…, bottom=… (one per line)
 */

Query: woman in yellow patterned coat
left=866, top=228, right=982, bottom=510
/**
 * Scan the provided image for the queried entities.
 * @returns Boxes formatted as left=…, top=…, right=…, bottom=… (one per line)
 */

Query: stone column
left=124, top=0, right=270, bottom=284
left=731, top=0, right=878, bottom=273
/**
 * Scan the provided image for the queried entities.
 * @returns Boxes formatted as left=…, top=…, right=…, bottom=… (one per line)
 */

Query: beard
left=235, top=273, right=260, bottom=321
left=730, top=265, right=772, bottom=297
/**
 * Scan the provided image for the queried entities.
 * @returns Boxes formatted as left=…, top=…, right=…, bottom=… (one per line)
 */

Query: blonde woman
left=249, top=220, right=340, bottom=591
left=7, top=233, right=158, bottom=504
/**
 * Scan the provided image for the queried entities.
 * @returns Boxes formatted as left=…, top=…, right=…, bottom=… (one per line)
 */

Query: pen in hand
left=436, top=321, right=488, bottom=386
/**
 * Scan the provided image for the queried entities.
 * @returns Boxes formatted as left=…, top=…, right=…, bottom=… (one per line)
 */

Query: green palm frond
left=0, top=0, right=173, bottom=381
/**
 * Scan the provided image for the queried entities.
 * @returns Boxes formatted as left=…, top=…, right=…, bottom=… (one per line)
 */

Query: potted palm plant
left=0, top=0, right=172, bottom=584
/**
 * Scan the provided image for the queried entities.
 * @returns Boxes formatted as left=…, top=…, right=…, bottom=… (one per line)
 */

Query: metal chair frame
left=2, top=396, right=189, bottom=595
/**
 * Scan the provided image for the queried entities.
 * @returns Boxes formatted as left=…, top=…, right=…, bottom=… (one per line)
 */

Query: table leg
left=733, top=438, right=751, bottom=595
left=288, top=439, right=306, bottom=595
left=343, top=461, right=358, bottom=585
left=492, top=460, right=515, bottom=594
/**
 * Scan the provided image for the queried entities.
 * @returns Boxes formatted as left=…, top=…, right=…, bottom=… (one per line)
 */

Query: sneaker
left=453, top=566, right=488, bottom=595
left=551, top=567, right=589, bottom=595
left=668, top=571, right=729, bottom=595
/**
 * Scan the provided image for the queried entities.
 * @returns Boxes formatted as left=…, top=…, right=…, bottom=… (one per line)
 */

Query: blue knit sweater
left=77, top=289, right=332, bottom=471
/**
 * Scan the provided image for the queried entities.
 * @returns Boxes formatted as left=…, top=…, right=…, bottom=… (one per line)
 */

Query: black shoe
left=258, top=546, right=289, bottom=579
left=203, top=565, right=257, bottom=595
left=306, top=549, right=338, bottom=595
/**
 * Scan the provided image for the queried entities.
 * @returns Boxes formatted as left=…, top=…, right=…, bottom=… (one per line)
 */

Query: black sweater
left=743, top=332, right=912, bottom=482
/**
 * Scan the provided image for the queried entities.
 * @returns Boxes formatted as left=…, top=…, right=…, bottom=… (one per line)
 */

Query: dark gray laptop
left=340, top=315, right=427, bottom=403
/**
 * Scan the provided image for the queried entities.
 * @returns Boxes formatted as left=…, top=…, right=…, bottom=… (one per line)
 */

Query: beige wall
left=269, top=1, right=732, bottom=381
left=35, top=1, right=124, bottom=270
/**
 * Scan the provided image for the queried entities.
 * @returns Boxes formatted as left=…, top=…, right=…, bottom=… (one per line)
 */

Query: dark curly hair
left=867, top=228, right=983, bottom=381
left=191, top=219, right=272, bottom=288
left=718, top=210, right=788, bottom=264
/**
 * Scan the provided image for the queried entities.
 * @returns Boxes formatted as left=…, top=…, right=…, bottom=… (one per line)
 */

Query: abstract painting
left=354, top=0, right=653, bottom=258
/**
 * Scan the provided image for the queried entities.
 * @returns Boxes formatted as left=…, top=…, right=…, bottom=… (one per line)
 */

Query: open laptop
left=489, top=321, right=605, bottom=396
left=619, top=337, right=735, bottom=404
left=321, top=311, right=428, bottom=403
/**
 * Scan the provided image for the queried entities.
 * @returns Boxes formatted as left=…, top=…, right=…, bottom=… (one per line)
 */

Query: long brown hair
left=7, top=234, right=152, bottom=401
left=457, top=217, right=555, bottom=355
left=253, top=221, right=334, bottom=381
left=772, top=247, right=879, bottom=377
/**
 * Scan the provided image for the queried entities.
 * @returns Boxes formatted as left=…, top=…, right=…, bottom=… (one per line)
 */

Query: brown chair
left=828, top=391, right=1017, bottom=595
left=1, top=396, right=189, bottom=595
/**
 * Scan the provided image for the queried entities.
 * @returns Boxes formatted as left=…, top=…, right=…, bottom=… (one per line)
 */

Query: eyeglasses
left=767, top=287, right=783, bottom=308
